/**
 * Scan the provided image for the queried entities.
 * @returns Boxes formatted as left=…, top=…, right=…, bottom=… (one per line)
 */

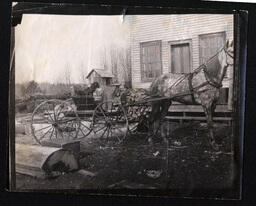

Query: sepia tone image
left=11, top=3, right=243, bottom=199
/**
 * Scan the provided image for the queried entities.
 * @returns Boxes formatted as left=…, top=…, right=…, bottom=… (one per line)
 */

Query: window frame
left=199, top=31, right=226, bottom=65
left=140, top=40, right=162, bottom=82
left=168, top=39, right=192, bottom=74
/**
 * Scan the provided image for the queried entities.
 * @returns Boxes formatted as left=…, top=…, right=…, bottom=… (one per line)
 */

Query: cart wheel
left=77, top=118, right=93, bottom=138
left=92, top=101, right=128, bottom=143
left=31, top=99, right=80, bottom=145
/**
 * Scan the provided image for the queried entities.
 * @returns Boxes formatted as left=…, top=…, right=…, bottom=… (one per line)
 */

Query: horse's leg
left=148, top=101, right=161, bottom=143
left=158, top=100, right=171, bottom=142
left=202, top=102, right=219, bottom=150
left=154, top=100, right=171, bottom=139
left=210, top=101, right=218, bottom=146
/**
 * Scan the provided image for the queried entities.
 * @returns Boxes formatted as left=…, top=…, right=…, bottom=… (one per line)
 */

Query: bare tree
left=78, top=62, right=87, bottom=84
left=119, top=47, right=132, bottom=88
left=100, top=46, right=108, bottom=71
left=64, top=63, right=71, bottom=85
left=99, top=46, right=132, bottom=87
left=26, top=81, right=40, bottom=95
left=110, top=47, right=118, bottom=83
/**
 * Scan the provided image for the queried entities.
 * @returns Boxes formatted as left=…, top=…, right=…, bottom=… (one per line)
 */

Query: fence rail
left=167, top=104, right=232, bottom=125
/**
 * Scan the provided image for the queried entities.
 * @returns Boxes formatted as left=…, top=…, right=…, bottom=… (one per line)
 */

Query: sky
left=15, top=14, right=130, bottom=84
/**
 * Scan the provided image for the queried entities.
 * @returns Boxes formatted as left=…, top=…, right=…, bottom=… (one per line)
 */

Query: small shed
left=86, top=69, right=114, bottom=87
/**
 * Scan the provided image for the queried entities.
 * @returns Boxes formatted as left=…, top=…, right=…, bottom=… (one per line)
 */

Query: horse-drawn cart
left=30, top=40, right=234, bottom=149
left=30, top=90, right=152, bottom=146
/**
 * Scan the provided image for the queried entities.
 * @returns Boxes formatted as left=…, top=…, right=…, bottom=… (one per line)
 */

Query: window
left=140, top=41, right=162, bottom=82
left=199, top=32, right=226, bottom=64
left=169, top=40, right=192, bottom=74
left=106, top=78, right=111, bottom=85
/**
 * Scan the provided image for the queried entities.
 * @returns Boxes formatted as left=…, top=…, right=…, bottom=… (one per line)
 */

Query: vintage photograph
left=11, top=3, right=244, bottom=199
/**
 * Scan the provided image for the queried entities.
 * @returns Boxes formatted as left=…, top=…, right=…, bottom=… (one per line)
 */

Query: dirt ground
left=15, top=120, right=235, bottom=199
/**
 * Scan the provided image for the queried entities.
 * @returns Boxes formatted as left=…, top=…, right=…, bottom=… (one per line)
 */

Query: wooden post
left=10, top=10, right=23, bottom=189
left=9, top=26, right=16, bottom=190
left=228, top=64, right=234, bottom=111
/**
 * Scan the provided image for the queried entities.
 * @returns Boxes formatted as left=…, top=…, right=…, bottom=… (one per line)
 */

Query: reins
left=203, top=46, right=234, bottom=88
left=224, top=47, right=234, bottom=66
left=167, top=47, right=224, bottom=92
left=169, top=45, right=233, bottom=91
left=122, top=44, right=234, bottom=105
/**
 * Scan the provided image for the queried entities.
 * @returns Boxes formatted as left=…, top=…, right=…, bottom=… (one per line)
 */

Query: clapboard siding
left=130, top=15, right=234, bottom=89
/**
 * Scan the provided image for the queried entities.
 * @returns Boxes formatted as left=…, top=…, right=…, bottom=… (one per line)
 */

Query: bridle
left=223, top=47, right=234, bottom=67
left=203, top=45, right=234, bottom=89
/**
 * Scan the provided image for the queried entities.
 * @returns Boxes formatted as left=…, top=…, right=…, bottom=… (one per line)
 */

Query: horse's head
left=224, top=39, right=234, bottom=67
left=217, top=39, right=234, bottom=82
left=212, top=39, right=233, bottom=86
left=214, top=40, right=234, bottom=83
left=216, top=39, right=234, bottom=81
left=203, top=39, right=234, bottom=88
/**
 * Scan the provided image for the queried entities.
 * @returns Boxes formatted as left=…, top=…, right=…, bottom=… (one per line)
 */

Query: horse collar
left=203, top=65, right=223, bottom=89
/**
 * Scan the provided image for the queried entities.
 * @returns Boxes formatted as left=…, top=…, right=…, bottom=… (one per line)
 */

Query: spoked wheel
left=77, top=119, right=92, bottom=138
left=31, top=99, right=80, bottom=145
left=92, top=101, right=129, bottom=143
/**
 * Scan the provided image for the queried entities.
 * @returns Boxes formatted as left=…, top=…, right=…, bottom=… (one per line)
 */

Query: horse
left=147, top=40, right=234, bottom=150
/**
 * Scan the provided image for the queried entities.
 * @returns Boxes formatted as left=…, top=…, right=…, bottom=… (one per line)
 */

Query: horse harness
left=170, top=46, right=233, bottom=104
left=120, top=45, right=233, bottom=105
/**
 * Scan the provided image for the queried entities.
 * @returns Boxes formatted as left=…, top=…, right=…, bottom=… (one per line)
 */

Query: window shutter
left=199, top=32, right=226, bottom=64
left=140, top=41, right=162, bottom=82
left=170, top=42, right=191, bottom=74
left=182, top=44, right=190, bottom=73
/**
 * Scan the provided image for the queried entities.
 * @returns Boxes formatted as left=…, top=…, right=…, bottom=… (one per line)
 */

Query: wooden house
left=128, top=14, right=234, bottom=123
left=86, top=69, right=114, bottom=87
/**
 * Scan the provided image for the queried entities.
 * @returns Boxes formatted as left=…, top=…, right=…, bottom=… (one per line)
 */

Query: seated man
left=93, top=82, right=103, bottom=105
left=111, top=83, right=122, bottom=102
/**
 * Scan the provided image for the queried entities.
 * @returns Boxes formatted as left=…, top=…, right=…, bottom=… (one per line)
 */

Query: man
left=93, top=82, right=103, bottom=105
